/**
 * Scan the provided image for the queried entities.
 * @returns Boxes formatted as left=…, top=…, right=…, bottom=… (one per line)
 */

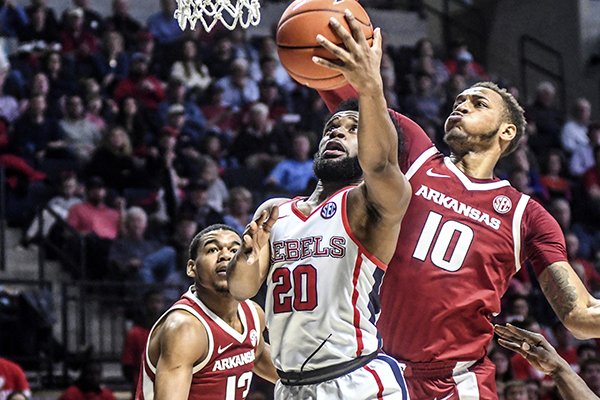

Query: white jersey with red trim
left=266, top=187, right=385, bottom=373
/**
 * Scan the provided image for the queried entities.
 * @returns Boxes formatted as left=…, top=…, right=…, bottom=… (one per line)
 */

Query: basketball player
left=316, top=10, right=600, bottom=400
left=495, top=323, right=599, bottom=400
left=227, top=16, right=412, bottom=400
left=135, top=224, right=277, bottom=400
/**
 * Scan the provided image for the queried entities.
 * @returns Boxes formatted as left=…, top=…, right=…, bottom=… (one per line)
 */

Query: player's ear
left=186, top=259, right=197, bottom=278
left=499, top=122, right=516, bottom=142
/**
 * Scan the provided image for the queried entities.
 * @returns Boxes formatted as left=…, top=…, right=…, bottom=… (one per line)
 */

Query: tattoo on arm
left=541, top=265, right=578, bottom=320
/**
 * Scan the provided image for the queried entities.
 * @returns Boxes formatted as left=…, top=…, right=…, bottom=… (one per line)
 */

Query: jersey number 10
left=272, top=264, right=318, bottom=313
left=412, top=211, right=474, bottom=271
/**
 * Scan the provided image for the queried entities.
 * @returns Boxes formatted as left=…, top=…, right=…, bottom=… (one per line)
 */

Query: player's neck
left=195, top=289, right=240, bottom=327
left=306, top=180, right=358, bottom=206
left=451, top=150, right=499, bottom=179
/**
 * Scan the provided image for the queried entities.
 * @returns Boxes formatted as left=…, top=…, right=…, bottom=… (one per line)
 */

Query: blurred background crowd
left=0, top=0, right=599, bottom=398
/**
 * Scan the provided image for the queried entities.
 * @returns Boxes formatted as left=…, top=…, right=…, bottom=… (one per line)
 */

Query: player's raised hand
left=313, top=9, right=383, bottom=94
left=494, top=323, right=568, bottom=376
left=241, top=205, right=279, bottom=265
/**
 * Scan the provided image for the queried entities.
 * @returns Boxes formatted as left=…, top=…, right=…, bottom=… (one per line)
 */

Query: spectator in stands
left=539, top=149, right=571, bottom=201
left=178, top=180, right=223, bottom=230
left=525, top=81, right=563, bottom=153
left=552, top=322, right=579, bottom=370
left=571, top=121, right=600, bottom=177
left=489, top=346, right=514, bottom=384
left=146, top=0, right=183, bottom=45
left=24, top=172, right=82, bottom=245
left=170, top=39, right=211, bottom=96
left=59, top=360, right=115, bottom=400
left=402, top=71, right=443, bottom=128
left=43, top=50, right=77, bottom=109
left=122, top=289, right=166, bottom=396
left=198, top=156, right=228, bottom=213
left=115, top=96, right=149, bottom=154
left=67, top=176, right=121, bottom=278
left=580, top=358, right=600, bottom=396
left=265, top=132, right=315, bottom=196
left=548, top=197, right=596, bottom=260
left=0, top=0, right=29, bottom=38
left=63, top=0, right=104, bottom=38
left=0, top=357, right=31, bottom=400
left=503, top=380, right=528, bottom=400
left=205, top=34, right=236, bottom=79
left=443, top=39, right=488, bottom=84
left=222, top=186, right=253, bottom=235
left=93, top=30, right=129, bottom=93
left=410, top=38, right=449, bottom=89
left=215, top=58, right=259, bottom=109
left=0, top=59, right=21, bottom=124
left=85, top=125, right=140, bottom=193
left=11, top=94, right=66, bottom=167
left=59, top=7, right=98, bottom=59
left=167, top=218, right=198, bottom=270
left=59, top=94, right=101, bottom=163
left=561, top=97, right=592, bottom=155
left=504, top=294, right=531, bottom=324
left=565, top=232, right=600, bottom=293
left=158, top=77, right=206, bottom=132
left=113, top=52, right=165, bottom=113
left=257, top=77, right=289, bottom=122
left=583, top=145, right=600, bottom=225
left=578, top=343, right=598, bottom=365
left=200, top=133, right=238, bottom=174
left=108, top=206, right=178, bottom=283
left=251, top=36, right=296, bottom=94
left=19, top=3, right=59, bottom=45
left=104, top=0, right=141, bottom=51
left=200, top=83, right=239, bottom=137
left=230, top=102, right=280, bottom=171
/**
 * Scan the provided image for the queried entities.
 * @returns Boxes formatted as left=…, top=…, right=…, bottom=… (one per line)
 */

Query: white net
left=174, top=0, right=261, bottom=32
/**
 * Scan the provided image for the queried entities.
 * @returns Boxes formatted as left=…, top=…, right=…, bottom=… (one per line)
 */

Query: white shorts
left=275, top=354, right=409, bottom=400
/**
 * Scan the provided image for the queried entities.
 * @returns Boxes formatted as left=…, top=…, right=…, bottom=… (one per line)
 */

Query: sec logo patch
left=321, top=202, right=337, bottom=219
left=493, top=195, right=512, bottom=214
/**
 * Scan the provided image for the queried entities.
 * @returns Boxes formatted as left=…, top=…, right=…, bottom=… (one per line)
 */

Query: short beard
left=313, top=154, right=363, bottom=183
left=444, top=127, right=498, bottom=156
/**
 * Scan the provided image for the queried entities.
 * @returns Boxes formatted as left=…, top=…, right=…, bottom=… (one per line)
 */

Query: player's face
left=187, top=230, right=241, bottom=295
left=314, top=111, right=362, bottom=182
left=443, top=87, right=507, bottom=155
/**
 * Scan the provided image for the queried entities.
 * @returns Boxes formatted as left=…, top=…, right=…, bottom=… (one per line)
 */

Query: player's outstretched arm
left=314, top=11, right=410, bottom=225
left=227, top=200, right=280, bottom=300
left=495, top=323, right=599, bottom=400
left=153, top=311, right=208, bottom=400
left=538, top=261, right=600, bottom=339
left=251, top=302, right=278, bottom=383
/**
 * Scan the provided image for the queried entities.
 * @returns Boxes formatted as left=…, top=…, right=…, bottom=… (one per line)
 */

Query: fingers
left=312, top=55, right=343, bottom=71
left=262, top=205, right=279, bottom=233
left=316, top=33, right=349, bottom=63
left=372, top=27, right=382, bottom=52
left=343, top=9, right=368, bottom=48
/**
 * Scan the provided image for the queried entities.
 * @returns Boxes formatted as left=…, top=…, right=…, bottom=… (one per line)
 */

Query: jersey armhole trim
left=512, top=194, right=530, bottom=272
left=246, top=300, right=261, bottom=348
left=341, top=190, right=386, bottom=271
left=405, top=146, right=437, bottom=180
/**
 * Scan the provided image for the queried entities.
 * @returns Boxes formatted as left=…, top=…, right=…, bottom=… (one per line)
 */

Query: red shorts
left=403, top=357, right=497, bottom=400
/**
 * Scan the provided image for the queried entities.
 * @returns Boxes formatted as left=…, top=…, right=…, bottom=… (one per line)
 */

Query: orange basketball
left=276, top=0, right=373, bottom=90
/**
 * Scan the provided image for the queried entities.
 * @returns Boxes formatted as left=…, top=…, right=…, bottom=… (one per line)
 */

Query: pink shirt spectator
left=67, top=202, right=120, bottom=239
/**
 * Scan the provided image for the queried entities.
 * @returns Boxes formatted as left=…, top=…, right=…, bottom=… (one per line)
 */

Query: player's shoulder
left=253, top=197, right=291, bottom=219
left=160, top=308, right=207, bottom=339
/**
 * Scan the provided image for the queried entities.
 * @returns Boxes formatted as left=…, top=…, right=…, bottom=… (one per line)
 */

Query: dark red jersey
left=137, top=288, right=261, bottom=400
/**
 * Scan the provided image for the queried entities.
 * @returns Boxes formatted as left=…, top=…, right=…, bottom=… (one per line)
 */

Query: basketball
left=276, top=0, right=374, bottom=90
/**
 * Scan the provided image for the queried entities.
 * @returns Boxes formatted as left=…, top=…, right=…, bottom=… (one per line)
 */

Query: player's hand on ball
left=241, top=205, right=279, bottom=264
left=313, top=9, right=383, bottom=94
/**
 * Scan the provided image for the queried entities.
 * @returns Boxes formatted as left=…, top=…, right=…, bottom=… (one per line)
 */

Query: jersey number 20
left=272, top=265, right=318, bottom=313
left=412, top=211, right=474, bottom=271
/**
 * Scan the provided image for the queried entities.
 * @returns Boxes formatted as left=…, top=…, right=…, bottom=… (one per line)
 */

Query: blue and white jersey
left=266, top=187, right=386, bottom=373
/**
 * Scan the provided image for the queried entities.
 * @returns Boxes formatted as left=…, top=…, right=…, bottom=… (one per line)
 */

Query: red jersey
left=136, top=288, right=261, bottom=400
left=320, top=88, right=567, bottom=364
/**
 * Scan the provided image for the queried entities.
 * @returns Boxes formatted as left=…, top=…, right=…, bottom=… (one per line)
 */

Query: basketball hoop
left=174, top=0, right=261, bottom=32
